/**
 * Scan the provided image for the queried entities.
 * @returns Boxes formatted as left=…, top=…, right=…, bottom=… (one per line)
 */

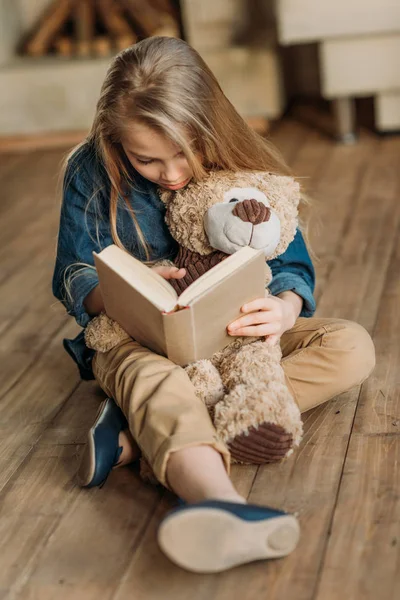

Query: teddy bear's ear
left=249, top=172, right=300, bottom=258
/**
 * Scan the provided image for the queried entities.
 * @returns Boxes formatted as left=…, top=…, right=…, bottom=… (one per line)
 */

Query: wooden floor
left=1, top=110, right=399, bottom=600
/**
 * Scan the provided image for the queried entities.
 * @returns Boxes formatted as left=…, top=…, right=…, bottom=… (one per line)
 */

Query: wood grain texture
left=0, top=108, right=398, bottom=598
left=316, top=212, right=400, bottom=600
left=25, top=0, right=76, bottom=57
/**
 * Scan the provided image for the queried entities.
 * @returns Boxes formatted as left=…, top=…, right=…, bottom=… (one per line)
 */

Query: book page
left=94, top=245, right=178, bottom=312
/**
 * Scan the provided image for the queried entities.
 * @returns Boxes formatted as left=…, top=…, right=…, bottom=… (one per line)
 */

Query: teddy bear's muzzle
left=232, top=199, right=271, bottom=225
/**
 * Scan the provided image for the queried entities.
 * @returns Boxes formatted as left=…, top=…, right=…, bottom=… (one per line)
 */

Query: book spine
left=162, top=308, right=196, bottom=366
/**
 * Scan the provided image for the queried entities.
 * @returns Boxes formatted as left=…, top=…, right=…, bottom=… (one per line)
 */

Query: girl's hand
left=227, top=291, right=302, bottom=345
left=152, top=265, right=186, bottom=280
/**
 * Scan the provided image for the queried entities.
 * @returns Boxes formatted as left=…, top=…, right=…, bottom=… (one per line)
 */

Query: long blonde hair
left=68, top=36, right=293, bottom=261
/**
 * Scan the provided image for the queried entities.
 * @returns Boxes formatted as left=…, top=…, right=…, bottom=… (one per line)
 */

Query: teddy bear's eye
left=229, top=198, right=239, bottom=203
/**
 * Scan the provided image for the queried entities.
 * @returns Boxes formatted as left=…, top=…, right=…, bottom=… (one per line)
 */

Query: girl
left=52, top=37, right=375, bottom=574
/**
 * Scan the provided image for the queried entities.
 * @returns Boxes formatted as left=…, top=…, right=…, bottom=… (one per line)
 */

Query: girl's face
left=121, top=123, right=193, bottom=191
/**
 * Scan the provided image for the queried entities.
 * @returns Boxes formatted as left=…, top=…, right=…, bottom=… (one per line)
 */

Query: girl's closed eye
left=136, top=158, right=155, bottom=165
left=133, top=152, right=185, bottom=166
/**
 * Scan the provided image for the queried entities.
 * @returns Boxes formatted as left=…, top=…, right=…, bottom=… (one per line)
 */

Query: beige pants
left=92, top=317, right=375, bottom=487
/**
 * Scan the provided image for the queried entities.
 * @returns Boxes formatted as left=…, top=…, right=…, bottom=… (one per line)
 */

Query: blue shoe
left=158, top=500, right=300, bottom=573
left=76, top=398, right=127, bottom=488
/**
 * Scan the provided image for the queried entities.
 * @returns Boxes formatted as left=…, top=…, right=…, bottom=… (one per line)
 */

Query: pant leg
left=92, top=338, right=231, bottom=488
left=280, top=317, right=376, bottom=413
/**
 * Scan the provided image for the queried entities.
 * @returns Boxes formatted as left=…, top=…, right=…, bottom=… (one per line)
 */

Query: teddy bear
left=85, top=170, right=304, bottom=466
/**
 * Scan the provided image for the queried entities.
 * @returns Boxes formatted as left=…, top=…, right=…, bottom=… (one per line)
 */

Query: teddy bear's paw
left=228, top=422, right=294, bottom=465
left=213, top=382, right=303, bottom=456
left=84, top=313, right=130, bottom=352
left=218, top=340, right=283, bottom=389
left=185, top=360, right=225, bottom=407
left=154, top=259, right=176, bottom=268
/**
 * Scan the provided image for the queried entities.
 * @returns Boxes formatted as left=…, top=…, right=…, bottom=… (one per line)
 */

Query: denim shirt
left=52, top=143, right=316, bottom=380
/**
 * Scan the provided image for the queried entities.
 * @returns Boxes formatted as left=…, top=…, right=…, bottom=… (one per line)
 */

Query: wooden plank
left=0, top=334, right=80, bottom=495
left=38, top=381, right=106, bottom=447
left=353, top=242, right=400, bottom=437
left=316, top=219, right=400, bottom=599
left=54, top=35, right=74, bottom=57
left=97, top=0, right=137, bottom=48
left=13, top=459, right=162, bottom=599
left=281, top=123, right=334, bottom=228
left=0, top=445, right=82, bottom=597
left=0, top=153, right=26, bottom=179
left=0, top=148, right=63, bottom=218
left=0, top=152, right=65, bottom=252
left=0, top=427, right=42, bottom=495
left=0, top=151, right=43, bottom=216
left=148, top=0, right=180, bottom=19
left=0, top=278, right=72, bottom=400
left=0, top=318, right=80, bottom=430
left=0, top=382, right=100, bottom=496
left=74, top=0, right=94, bottom=57
left=0, top=214, right=59, bottom=285
left=92, top=36, right=112, bottom=58
left=303, top=131, right=376, bottom=302
left=120, top=0, right=178, bottom=38
left=25, top=0, right=76, bottom=57
left=269, top=117, right=310, bottom=166
left=316, top=436, right=400, bottom=600
left=0, top=253, right=60, bottom=323
left=0, top=131, right=86, bottom=154
left=0, top=152, right=63, bottom=282
left=316, top=136, right=400, bottom=332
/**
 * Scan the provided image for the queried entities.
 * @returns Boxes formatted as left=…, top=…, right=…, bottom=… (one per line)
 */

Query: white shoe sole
left=158, top=507, right=300, bottom=573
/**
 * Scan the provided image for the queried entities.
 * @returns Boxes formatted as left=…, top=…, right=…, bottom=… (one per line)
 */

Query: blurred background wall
left=0, top=0, right=399, bottom=140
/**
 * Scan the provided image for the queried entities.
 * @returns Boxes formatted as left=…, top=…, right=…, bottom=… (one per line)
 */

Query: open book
left=93, top=245, right=266, bottom=366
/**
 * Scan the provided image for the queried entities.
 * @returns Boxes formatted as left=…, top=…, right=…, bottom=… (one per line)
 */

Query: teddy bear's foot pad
left=228, top=422, right=293, bottom=464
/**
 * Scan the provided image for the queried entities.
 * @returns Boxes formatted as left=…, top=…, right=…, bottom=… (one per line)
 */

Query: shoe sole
left=76, top=398, right=109, bottom=487
left=157, top=507, right=300, bottom=573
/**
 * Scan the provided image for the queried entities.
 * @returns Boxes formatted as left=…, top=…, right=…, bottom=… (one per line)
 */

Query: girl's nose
left=162, top=162, right=182, bottom=183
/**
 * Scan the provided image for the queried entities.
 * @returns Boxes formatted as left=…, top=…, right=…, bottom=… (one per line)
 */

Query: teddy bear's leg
left=214, top=340, right=303, bottom=464
left=214, top=381, right=302, bottom=464
left=184, top=359, right=225, bottom=409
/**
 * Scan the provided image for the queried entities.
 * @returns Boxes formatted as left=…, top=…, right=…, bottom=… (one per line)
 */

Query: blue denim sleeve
left=267, top=229, right=316, bottom=317
left=52, top=160, right=113, bottom=328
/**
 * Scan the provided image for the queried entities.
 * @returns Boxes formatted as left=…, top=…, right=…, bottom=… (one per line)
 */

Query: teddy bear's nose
left=232, top=199, right=271, bottom=225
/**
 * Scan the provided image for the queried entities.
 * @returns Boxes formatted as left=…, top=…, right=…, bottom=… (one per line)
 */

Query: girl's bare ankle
left=115, top=430, right=140, bottom=468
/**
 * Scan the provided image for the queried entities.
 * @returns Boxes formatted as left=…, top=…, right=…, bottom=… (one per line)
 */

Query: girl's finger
left=228, top=310, right=277, bottom=332
left=169, top=267, right=186, bottom=279
left=241, top=297, right=275, bottom=313
left=155, top=266, right=186, bottom=280
left=228, top=322, right=280, bottom=337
